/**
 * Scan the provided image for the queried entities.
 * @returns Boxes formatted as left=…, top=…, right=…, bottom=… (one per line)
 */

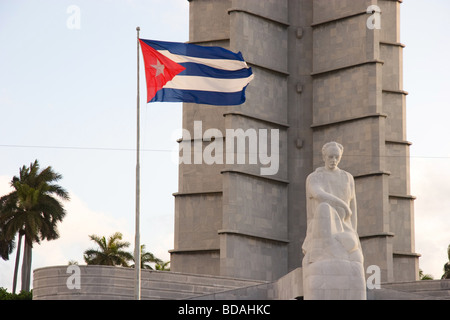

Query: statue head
left=322, top=142, right=344, bottom=171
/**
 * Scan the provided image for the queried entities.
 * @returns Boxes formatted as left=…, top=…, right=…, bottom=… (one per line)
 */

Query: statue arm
left=306, top=174, right=351, bottom=216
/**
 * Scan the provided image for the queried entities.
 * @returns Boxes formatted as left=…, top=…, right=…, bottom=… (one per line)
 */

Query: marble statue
left=302, top=142, right=366, bottom=300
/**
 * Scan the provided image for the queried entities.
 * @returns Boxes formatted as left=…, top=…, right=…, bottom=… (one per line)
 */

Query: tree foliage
left=419, top=269, right=434, bottom=280
left=0, top=160, right=69, bottom=292
left=0, top=287, right=32, bottom=300
left=84, top=232, right=134, bottom=267
left=83, top=232, right=170, bottom=271
left=132, top=244, right=162, bottom=270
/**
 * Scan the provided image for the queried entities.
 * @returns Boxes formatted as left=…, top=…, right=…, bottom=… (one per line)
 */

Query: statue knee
left=316, top=203, right=334, bottom=221
left=317, top=202, right=332, bottom=216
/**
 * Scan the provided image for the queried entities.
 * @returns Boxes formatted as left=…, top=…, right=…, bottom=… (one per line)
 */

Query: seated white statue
left=302, top=142, right=366, bottom=300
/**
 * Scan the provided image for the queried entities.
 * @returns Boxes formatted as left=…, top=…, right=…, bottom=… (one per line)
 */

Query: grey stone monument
left=34, top=1, right=447, bottom=301
left=302, top=142, right=366, bottom=299
left=171, top=0, right=419, bottom=284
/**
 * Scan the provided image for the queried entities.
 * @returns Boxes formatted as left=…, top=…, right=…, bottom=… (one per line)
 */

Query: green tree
left=0, top=226, right=17, bottom=294
left=0, top=226, right=15, bottom=261
left=84, top=232, right=134, bottom=267
left=442, top=244, right=450, bottom=280
left=419, top=269, right=434, bottom=280
left=0, top=160, right=69, bottom=292
left=155, top=260, right=170, bottom=271
left=0, top=287, right=32, bottom=300
left=132, top=244, right=163, bottom=270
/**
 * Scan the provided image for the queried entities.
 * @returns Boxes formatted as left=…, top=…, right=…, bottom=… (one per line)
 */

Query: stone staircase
left=375, top=280, right=450, bottom=300
left=33, top=265, right=267, bottom=300
left=141, top=269, right=268, bottom=300
left=33, top=265, right=450, bottom=300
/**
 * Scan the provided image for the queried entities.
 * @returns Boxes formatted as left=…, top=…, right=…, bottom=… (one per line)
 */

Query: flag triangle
left=139, top=39, right=186, bottom=102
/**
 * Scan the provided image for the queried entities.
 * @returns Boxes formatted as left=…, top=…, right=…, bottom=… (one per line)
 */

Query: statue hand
left=334, top=232, right=358, bottom=252
left=334, top=202, right=351, bottom=220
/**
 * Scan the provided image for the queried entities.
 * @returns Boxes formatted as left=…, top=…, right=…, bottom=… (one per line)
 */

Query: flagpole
left=134, top=26, right=141, bottom=301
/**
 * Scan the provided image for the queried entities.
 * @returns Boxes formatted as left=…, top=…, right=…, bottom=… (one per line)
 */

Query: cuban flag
left=139, top=39, right=254, bottom=106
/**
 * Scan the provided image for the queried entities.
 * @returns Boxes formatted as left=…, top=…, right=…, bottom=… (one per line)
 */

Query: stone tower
left=170, top=0, right=419, bottom=283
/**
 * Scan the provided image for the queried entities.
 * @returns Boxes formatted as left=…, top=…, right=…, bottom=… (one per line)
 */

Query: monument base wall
left=33, top=265, right=449, bottom=300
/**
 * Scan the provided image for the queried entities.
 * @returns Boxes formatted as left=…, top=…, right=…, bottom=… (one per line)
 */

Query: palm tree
left=0, top=226, right=15, bottom=260
left=84, top=232, right=134, bottom=267
left=419, top=269, right=433, bottom=280
left=442, top=244, right=450, bottom=280
left=155, top=261, right=170, bottom=271
left=0, top=160, right=69, bottom=292
left=0, top=226, right=19, bottom=294
left=131, top=244, right=163, bottom=270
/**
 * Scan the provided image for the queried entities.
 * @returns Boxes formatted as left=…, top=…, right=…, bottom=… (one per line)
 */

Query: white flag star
left=150, top=59, right=165, bottom=77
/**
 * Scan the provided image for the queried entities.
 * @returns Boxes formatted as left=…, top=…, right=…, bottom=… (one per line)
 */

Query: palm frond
left=84, top=232, right=133, bottom=267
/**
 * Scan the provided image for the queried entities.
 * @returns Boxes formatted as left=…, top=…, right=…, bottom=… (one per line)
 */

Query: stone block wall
left=309, top=0, right=418, bottom=282
left=172, top=0, right=418, bottom=284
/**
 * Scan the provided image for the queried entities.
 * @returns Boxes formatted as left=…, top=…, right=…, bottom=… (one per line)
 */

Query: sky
left=0, top=0, right=449, bottom=291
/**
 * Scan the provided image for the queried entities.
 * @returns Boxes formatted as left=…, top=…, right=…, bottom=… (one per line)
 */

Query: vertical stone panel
left=378, top=0, right=418, bottom=281
left=384, top=92, right=406, bottom=141
left=223, top=115, right=288, bottom=180
left=171, top=250, right=221, bottom=276
left=189, top=0, right=231, bottom=43
left=178, top=160, right=224, bottom=194
left=355, top=175, right=390, bottom=236
left=313, top=0, right=373, bottom=24
left=378, top=0, right=401, bottom=43
left=231, top=0, right=288, bottom=24
left=313, top=64, right=382, bottom=124
left=360, top=235, right=394, bottom=283
left=230, top=12, right=288, bottom=73
left=381, top=44, right=404, bottom=91
left=235, top=67, right=288, bottom=125
left=222, top=173, right=288, bottom=241
left=389, top=197, right=415, bottom=253
left=312, top=14, right=379, bottom=74
left=386, top=142, right=411, bottom=195
left=174, top=193, right=222, bottom=251
left=312, top=117, right=386, bottom=177
left=171, top=0, right=233, bottom=276
left=220, top=233, right=288, bottom=281
left=216, top=0, right=290, bottom=281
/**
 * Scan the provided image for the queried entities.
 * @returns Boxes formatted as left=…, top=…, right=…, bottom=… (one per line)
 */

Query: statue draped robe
left=302, top=167, right=366, bottom=300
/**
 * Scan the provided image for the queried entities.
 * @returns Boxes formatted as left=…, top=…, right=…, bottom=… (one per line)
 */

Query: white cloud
left=411, top=158, right=450, bottom=279
left=0, top=175, right=12, bottom=195
left=33, top=192, right=133, bottom=267
left=0, top=176, right=134, bottom=291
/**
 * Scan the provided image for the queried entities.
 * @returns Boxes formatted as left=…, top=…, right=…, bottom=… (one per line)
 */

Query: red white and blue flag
left=139, top=39, right=254, bottom=106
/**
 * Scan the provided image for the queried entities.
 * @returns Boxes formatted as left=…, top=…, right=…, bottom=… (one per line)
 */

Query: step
left=33, top=265, right=266, bottom=300
left=380, top=280, right=450, bottom=300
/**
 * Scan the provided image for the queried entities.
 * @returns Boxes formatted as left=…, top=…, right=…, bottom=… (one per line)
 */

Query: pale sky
left=0, top=0, right=449, bottom=291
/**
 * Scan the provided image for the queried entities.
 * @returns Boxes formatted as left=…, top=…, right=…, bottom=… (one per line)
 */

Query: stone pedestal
left=303, top=260, right=366, bottom=300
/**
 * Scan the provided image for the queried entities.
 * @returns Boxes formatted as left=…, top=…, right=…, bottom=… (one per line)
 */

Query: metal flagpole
left=134, top=26, right=141, bottom=300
